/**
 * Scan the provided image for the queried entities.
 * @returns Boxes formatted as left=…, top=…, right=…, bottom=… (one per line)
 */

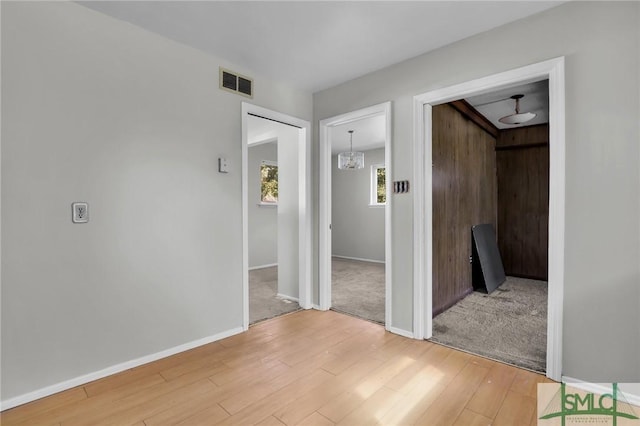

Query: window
left=370, top=164, right=386, bottom=206
left=260, top=161, right=278, bottom=204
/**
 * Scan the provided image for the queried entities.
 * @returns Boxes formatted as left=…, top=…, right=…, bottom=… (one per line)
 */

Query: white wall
left=246, top=116, right=301, bottom=299
left=332, top=148, right=385, bottom=262
left=0, top=1, right=312, bottom=402
left=248, top=142, right=277, bottom=269
left=313, top=1, right=640, bottom=382
left=276, top=127, right=301, bottom=299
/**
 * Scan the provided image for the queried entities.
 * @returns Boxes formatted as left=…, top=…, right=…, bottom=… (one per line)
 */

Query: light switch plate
left=72, top=202, right=89, bottom=223
left=218, top=157, right=229, bottom=173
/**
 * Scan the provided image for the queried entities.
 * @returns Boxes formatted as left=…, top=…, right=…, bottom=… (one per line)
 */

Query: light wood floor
left=1, top=310, right=553, bottom=426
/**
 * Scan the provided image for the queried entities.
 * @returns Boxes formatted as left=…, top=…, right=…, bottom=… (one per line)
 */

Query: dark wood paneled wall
left=496, top=123, right=548, bottom=148
left=432, top=104, right=497, bottom=317
left=496, top=124, right=549, bottom=280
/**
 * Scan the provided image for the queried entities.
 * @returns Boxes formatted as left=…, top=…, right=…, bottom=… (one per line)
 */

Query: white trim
left=412, top=57, right=565, bottom=381
left=300, top=111, right=312, bottom=311
left=561, top=377, right=640, bottom=408
left=318, top=117, right=332, bottom=311
left=382, top=101, right=395, bottom=332
left=312, top=304, right=322, bottom=310
left=276, top=293, right=299, bottom=302
left=248, top=263, right=278, bottom=271
left=412, top=100, right=428, bottom=341
left=387, top=326, right=414, bottom=339
left=546, top=58, right=566, bottom=382
left=319, top=102, right=393, bottom=332
left=242, top=103, right=313, bottom=332
left=0, top=326, right=243, bottom=411
left=332, top=255, right=385, bottom=264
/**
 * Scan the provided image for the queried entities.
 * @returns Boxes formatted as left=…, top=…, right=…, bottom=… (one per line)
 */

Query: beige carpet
left=249, top=266, right=300, bottom=324
left=332, top=257, right=385, bottom=324
left=431, top=276, right=548, bottom=372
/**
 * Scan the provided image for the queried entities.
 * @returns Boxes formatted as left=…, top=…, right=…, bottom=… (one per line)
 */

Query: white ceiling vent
left=219, top=67, right=253, bottom=98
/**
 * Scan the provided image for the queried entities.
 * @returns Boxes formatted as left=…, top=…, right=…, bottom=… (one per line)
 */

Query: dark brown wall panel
left=432, top=104, right=497, bottom=317
left=496, top=124, right=549, bottom=148
left=496, top=124, right=549, bottom=280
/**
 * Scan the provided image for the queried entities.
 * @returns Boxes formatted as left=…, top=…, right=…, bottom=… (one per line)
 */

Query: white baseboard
left=312, top=304, right=323, bottom=310
left=332, top=255, right=385, bottom=264
left=276, top=293, right=299, bottom=302
left=387, top=326, right=415, bottom=339
left=0, top=326, right=244, bottom=411
left=248, top=263, right=278, bottom=271
left=561, top=376, right=640, bottom=407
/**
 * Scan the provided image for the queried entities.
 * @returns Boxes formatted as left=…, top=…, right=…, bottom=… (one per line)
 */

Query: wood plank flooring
left=1, top=310, right=554, bottom=425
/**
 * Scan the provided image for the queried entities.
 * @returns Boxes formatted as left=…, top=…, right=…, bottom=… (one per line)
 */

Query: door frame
left=241, top=103, right=312, bottom=330
left=412, top=57, right=565, bottom=381
left=319, top=102, right=393, bottom=329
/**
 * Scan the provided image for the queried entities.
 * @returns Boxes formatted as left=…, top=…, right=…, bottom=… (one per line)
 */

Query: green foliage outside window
left=377, top=167, right=386, bottom=204
left=260, top=163, right=278, bottom=203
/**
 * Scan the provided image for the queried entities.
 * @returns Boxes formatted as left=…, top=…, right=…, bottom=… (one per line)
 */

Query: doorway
left=242, top=103, right=311, bottom=330
left=429, top=81, right=550, bottom=373
left=319, top=102, right=392, bottom=327
left=412, top=58, right=565, bottom=381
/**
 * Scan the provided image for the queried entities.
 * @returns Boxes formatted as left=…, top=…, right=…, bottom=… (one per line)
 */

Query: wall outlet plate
left=72, top=202, right=89, bottom=223
left=218, top=157, right=229, bottom=173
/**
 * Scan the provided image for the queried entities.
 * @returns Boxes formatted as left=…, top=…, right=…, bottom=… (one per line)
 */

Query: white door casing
left=412, top=57, right=565, bottom=381
left=319, top=102, right=393, bottom=330
left=241, top=103, right=312, bottom=330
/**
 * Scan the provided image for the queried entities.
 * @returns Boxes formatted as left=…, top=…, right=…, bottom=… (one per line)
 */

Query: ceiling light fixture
left=338, top=130, right=365, bottom=170
left=499, top=94, right=536, bottom=125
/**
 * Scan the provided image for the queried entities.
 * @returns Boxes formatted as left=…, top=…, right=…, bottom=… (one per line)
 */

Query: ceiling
left=78, top=1, right=563, bottom=93
left=466, top=80, right=549, bottom=129
left=331, top=115, right=386, bottom=155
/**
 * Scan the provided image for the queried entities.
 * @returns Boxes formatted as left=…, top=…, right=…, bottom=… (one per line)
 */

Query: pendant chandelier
left=499, top=94, right=536, bottom=125
left=338, top=130, right=365, bottom=170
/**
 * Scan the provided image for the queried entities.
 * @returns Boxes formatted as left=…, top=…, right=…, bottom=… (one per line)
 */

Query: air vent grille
left=222, top=71, right=237, bottom=91
left=238, top=76, right=252, bottom=96
left=219, top=67, right=253, bottom=98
